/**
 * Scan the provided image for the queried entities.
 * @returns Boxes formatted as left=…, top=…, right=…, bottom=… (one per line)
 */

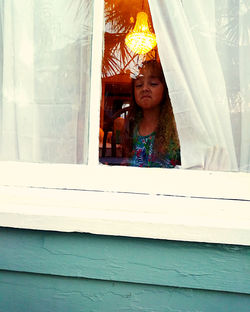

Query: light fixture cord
left=142, top=0, right=144, bottom=10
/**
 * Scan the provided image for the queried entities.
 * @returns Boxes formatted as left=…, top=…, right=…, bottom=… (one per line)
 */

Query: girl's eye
left=150, top=80, right=161, bottom=86
left=135, top=83, right=143, bottom=88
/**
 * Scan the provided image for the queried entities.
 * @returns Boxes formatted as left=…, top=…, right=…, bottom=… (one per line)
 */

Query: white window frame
left=0, top=0, right=250, bottom=246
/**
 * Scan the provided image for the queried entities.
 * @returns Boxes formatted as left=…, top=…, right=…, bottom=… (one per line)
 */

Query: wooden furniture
left=101, top=106, right=131, bottom=159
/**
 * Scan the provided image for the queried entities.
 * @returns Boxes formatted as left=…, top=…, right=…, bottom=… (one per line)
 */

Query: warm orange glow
left=125, top=12, right=157, bottom=54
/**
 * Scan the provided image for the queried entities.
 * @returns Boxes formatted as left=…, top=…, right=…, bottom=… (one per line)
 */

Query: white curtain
left=149, top=0, right=250, bottom=172
left=0, top=0, right=93, bottom=163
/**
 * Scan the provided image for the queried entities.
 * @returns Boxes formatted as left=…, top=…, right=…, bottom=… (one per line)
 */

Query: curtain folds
left=1, top=0, right=249, bottom=172
left=0, top=0, right=93, bottom=163
left=149, top=0, right=250, bottom=172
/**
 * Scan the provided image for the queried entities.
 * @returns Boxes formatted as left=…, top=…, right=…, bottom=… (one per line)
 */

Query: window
left=99, top=0, right=250, bottom=172
left=0, top=0, right=249, bottom=246
left=0, top=0, right=93, bottom=164
left=1, top=0, right=249, bottom=171
left=99, top=0, right=180, bottom=168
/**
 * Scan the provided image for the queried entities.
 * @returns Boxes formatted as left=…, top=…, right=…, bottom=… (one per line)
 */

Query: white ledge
left=0, top=162, right=249, bottom=246
left=0, top=162, right=250, bottom=200
left=0, top=185, right=250, bottom=246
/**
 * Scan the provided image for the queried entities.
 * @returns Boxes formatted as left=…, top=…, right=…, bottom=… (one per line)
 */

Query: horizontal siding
left=0, top=228, right=250, bottom=295
left=1, top=270, right=250, bottom=312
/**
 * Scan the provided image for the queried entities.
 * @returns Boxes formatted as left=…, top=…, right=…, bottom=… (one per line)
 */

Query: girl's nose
left=142, top=83, right=150, bottom=91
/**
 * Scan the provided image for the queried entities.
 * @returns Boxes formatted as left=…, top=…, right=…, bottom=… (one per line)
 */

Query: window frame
left=0, top=0, right=250, bottom=246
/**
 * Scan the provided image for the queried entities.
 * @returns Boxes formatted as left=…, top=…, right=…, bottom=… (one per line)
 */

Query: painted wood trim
left=0, top=181, right=250, bottom=246
left=1, top=228, right=250, bottom=295
left=0, top=162, right=249, bottom=200
left=0, top=162, right=250, bottom=246
left=87, top=0, right=104, bottom=166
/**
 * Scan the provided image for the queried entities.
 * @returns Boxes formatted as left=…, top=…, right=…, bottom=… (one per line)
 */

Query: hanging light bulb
left=125, top=11, right=157, bottom=55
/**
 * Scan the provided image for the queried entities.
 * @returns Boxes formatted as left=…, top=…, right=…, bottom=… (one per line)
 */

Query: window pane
left=99, top=0, right=250, bottom=172
left=0, top=0, right=93, bottom=163
left=99, top=0, right=181, bottom=168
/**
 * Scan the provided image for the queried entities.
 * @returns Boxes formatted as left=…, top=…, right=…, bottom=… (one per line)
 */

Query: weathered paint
left=0, top=227, right=250, bottom=312
left=1, top=270, right=250, bottom=312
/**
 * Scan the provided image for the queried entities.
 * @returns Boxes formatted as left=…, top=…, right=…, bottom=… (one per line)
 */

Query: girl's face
left=134, top=68, right=164, bottom=112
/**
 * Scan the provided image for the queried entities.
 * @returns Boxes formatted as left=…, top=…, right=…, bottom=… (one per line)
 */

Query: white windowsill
left=0, top=161, right=249, bottom=246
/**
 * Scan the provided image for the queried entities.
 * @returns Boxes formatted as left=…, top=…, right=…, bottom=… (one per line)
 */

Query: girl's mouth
left=141, top=95, right=151, bottom=99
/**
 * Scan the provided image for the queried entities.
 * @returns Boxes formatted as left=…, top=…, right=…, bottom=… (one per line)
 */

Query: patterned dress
left=129, top=130, right=180, bottom=168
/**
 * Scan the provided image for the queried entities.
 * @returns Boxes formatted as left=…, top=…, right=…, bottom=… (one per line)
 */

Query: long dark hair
left=123, top=60, right=179, bottom=158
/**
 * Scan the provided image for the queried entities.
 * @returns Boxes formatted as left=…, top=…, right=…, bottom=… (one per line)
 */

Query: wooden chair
left=101, top=106, right=131, bottom=158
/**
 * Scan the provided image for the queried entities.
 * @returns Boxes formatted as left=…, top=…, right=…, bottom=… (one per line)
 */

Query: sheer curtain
left=149, top=0, right=250, bottom=172
left=0, top=0, right=93, bottom=163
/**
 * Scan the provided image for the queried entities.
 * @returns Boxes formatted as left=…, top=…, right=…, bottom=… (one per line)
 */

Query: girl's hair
left=123, top=60, right=179, bottom=158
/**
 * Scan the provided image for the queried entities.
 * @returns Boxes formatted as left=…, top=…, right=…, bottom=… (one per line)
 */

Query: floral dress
left=129, top=131, right=180, bottom=168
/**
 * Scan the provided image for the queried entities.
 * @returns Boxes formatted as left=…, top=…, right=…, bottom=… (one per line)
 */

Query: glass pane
left=0, top=0, right=93, bottom=163
left=99, top=0, right=181, bottom=168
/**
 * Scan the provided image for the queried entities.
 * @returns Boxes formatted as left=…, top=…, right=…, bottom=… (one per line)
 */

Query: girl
left=123, top=60, right=180, bottom=168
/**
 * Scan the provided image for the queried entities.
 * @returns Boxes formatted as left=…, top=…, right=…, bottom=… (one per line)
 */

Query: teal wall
left=0, top=227, right=250, bottom=312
